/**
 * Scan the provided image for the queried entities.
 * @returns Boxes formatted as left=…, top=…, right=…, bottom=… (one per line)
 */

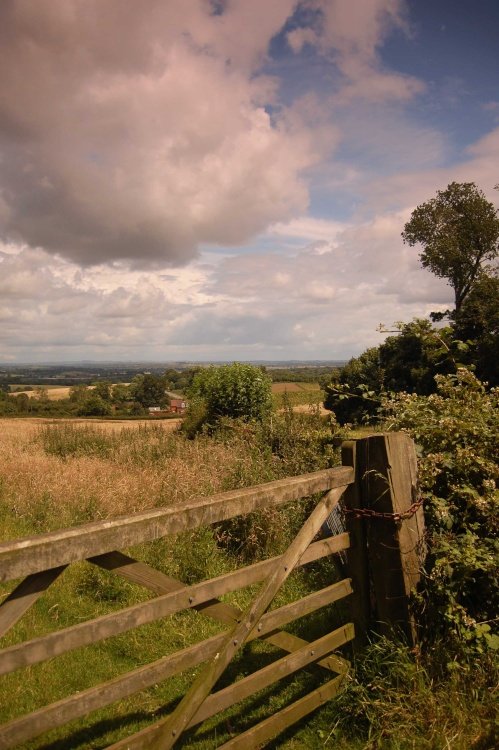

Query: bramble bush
left=382, top=368, right=499, bottom=665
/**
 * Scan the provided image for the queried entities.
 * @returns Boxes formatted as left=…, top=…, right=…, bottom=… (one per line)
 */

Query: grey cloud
left=0, top=1, right=315, bottom=268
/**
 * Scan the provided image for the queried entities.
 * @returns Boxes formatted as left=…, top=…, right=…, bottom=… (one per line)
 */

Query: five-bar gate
left=0, top=433, right=423, bottom=748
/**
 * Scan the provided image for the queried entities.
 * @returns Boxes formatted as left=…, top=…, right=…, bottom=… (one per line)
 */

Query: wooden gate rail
left=0, top=535, right=351, bottom=677
left=0, top=467, right=353, bottom=583
left=0, top=466, right=355, bottom=749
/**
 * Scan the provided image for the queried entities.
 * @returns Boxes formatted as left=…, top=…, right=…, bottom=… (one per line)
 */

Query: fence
left=0, top=432, right=424, bottom=748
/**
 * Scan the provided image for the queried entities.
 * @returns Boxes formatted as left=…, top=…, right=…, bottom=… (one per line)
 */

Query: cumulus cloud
left=0, top=0, right=429, bottom=270
left=1, top=1, right=497, bottom=364
left=0, top=0, right=321, bottom=267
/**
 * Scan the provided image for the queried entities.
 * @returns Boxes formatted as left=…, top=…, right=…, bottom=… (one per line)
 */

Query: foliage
left=323, top=346, right=383, bottom=424
left=323, top=320, right=472, bottom=424
left=111, top=382, right=132, bottom=404
left=453, top=272, right=499, bottom=385
left=382, top=368, right=499, bottom=664
left=379, top=319, right=456, bottom=393
left=324, top=319, right=461, bottom=424
left=321, top=636, right=498, bottom=750
left=402, top=181, right=499, bottom=313
left=77, top=394, right=112, bottom=417
left=69, top=384, right=89, bottom=403
left=130, top=373, right=169, bottom=408
left=92, top=380, right=112, bottom=401
left=186, top=362, right=272, bottom=433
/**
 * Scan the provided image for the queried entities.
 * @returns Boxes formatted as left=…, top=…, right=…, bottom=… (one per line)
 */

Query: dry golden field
left=0, top=418, right=241, bottom=540
left=11, top=385, right=76, bottom=399
left=271, top=381, right=321, bottom=393
left=11, top=384, right=130, bottom=400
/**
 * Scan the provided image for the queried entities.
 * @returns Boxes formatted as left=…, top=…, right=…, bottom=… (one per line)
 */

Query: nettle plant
left=382, top=368, right=499, bottom=664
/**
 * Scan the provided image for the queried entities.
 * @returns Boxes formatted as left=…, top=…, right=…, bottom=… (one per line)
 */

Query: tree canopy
left=402, top=182, right=499, bottom=314
left=453, top=272, right=499, bottom=385
left=323, top=320, right=459, bottom=424
left=130, top=374, right=169, bottom=409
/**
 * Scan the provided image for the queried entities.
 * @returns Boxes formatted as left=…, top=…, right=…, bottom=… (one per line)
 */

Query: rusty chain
left=343, top=495, right=424, bottom=522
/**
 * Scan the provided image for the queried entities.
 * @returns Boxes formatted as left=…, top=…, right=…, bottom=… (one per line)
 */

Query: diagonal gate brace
left=147, top=485, right=346, bottom=749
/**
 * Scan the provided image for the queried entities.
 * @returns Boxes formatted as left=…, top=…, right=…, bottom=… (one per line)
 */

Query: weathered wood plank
left=148, top=485, right=346, bottom=749
left=358, top=433, right=424, bottom=642
left=0, top=566, right=66, bottom=639
left=0, top=582, right=353, bottom=749
left=341, top=440, right=372, bottom=648
left=0, top=537, right=350, bottom=676
left=0, top=467, right=354, bottom=583
left=218, top=674, right=346, bottom=749
left=106, top=624, right=354, bottom=750
left=189, top=623, right=353, bottom=729
left=385, top=432, right=425, bottom=593
left=264, top=630, right=350, bottom=676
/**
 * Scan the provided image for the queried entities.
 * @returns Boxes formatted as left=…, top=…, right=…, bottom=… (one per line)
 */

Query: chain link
left=343, top=495, right=424, bottom=522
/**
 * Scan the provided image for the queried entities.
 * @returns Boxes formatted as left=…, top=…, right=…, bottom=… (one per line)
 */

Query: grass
left=272, top=383, right=325, bottom=411
left=0, top=417, right=496, bottom=749
left=0, top=416, right=347, bottom=748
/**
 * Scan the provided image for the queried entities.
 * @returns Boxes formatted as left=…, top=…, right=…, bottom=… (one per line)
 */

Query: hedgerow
left=382, top=368, right=499, bottom=665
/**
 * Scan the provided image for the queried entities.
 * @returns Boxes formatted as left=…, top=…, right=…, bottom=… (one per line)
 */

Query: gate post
left=342, top=432, right=425, bottom=645
left=340, top=440, right=371, bottom=649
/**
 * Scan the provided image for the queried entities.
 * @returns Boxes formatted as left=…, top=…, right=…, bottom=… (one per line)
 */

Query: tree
left=187, top=363, right=272, bottom=431
left=69, top=385, right=89, bottom=403
left=77, top=394, right=111, bottom=417
left=402, top=182, right=499, bottom=314
left=323, top=320, right=458, bottom=424
left=111, top=383, right=131, bottom=404
left=453, top=273, right=499, bottom=385
left=379, top=319, right=454, bottom=394
left=92, top=381, right=112, bottom=401
left=323, top=347, right=383, bottom=424
left=130, top=374, right=168, bottom=409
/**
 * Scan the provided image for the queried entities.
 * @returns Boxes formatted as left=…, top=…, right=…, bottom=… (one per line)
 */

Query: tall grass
left=1, top=415, right=495, bottom=749
left=0, top=413, right=353, bottom=749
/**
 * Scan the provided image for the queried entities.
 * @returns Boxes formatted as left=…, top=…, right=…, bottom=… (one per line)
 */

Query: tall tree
left=402, top=182, right=499, bottom=314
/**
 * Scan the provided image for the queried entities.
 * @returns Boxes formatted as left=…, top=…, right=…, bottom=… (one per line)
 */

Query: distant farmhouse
left=148, top=394, right=187, bottom=415
left=169, top=398, right=187, bottom=414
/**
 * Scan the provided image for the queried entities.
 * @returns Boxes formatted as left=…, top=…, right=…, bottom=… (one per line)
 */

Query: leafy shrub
left=186, top=362, right=272, bottom=434
left=77, top=394, right=112, bottom=416
left=382, top=369, right=499, bottom=664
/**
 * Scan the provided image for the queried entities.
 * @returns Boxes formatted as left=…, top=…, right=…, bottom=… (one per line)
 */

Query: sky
left=0, top=0, right=498, bottom=364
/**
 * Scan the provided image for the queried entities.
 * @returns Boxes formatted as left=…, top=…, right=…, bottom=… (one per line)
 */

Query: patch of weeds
left=39, top=424, right=115, bottom=459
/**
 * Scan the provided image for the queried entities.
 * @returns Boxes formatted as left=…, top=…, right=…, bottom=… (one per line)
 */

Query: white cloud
left=1, top=2, right=497, bottom=364
left=269, top=217, right=348, bottom=242
left=0, top=0, right=321, bottom=268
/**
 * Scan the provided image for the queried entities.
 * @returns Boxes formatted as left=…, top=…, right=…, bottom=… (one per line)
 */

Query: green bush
left=382, top=369, right=499, bottom=664
left=186, top=362, right=272, bottom=434
left=77, top=394, right=112, bottom=417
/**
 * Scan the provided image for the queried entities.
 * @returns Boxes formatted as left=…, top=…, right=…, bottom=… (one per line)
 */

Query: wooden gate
left=0, top=466, right=355, bottom=748
left=0, top=433, right=423, bottom=748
